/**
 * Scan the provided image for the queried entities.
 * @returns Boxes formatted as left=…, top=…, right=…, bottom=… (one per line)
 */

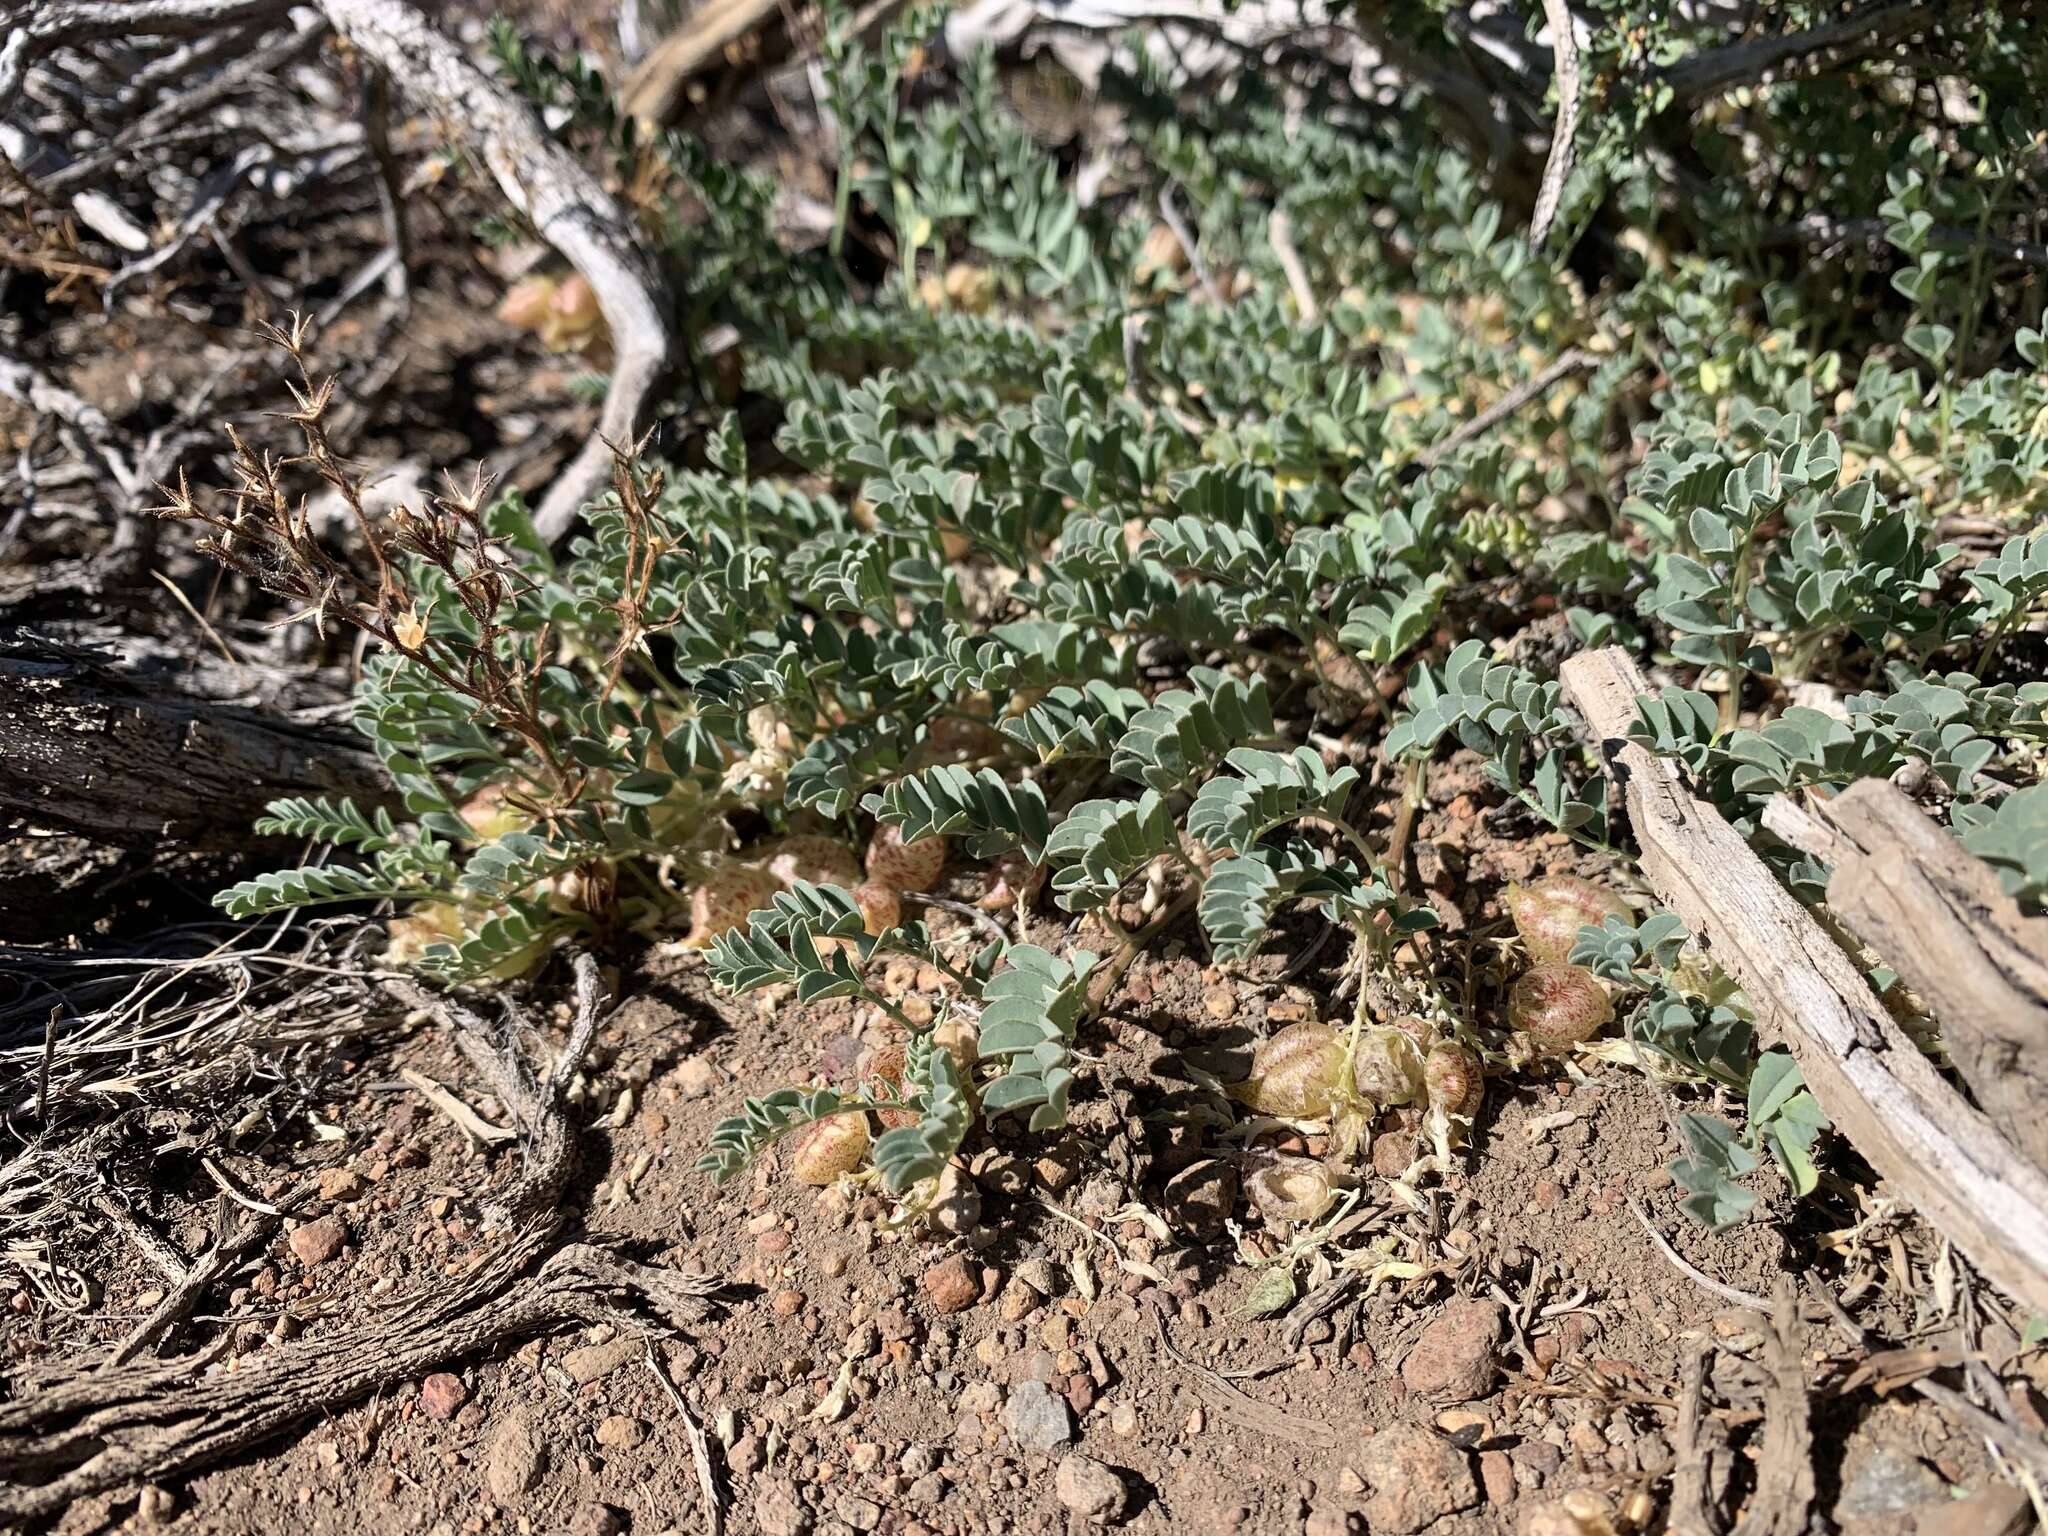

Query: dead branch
left=1762, top=780, right=2048, bottom=1171
left=0, top=350, right=144, bottom=509
left=1416, top=347, right=1592, bottom=469
left=384, top=950, right=611, bottom=1227
left=619, top=0, right=785, bottom=130
left=0, top=1230, right=725, bottom=1520
left=310, top=0, right=674, bottom=543
left=0, top=955, right=723, bottom=1520
left=0, top=0, right=292, bottom=105
left=1736, top=1285, right=1815, bottom=1536
left=106, top=1180, right=317, bottom=1367
left=1529, top=0, right=1579, bottom=249
left=1660, top=0, right=1940, bottom=103
left=0, top=631, right=391, bottom=849
left=1559, top=645, right=2048, bottom=1319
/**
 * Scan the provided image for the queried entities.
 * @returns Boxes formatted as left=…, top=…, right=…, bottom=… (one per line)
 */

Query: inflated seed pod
left=458, top=782, right=531, bottom=842
left=1350, top=1017, right=1427, bottom=1107
left=1504, top=875, right=1630, bottom=966
left=1423, top=1042, right=1484, bottom=1122
left=788, top=1114, right=870, bottom=1185
left=978, top=851, right=1037, bottom=912
left=865, top=823, right=947, bottom=891
left=1234, top=1021, right=1346, bottom=1118
left=860, top=1042, right=919, bottom=1130
left=853, top=880, right=902, bottom=936
left=540, top=273, right=602, bottom=349
left=381, top=902, right=465, bottom=968
left=1508, top=964, right=1614, bottom=1050
left=1243, top=1154, right=1336, bottom=1224
left=679, top=864, right=782, bottom=948
left=761, top=835, right=863, bottom=891
left=496, top=275, right=554, bottom=330
left=933, top=1014, right=979, bottom=1080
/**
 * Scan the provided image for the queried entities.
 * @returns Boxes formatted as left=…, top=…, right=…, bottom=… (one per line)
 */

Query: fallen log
left=0, top=630, right=389, bottom=849
left=1762, top=780, right=2048, bottom=1171
left=1559, top=645, right=2048, bottom=1317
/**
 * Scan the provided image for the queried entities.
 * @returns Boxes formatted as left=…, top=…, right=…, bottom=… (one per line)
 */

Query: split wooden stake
left=1560, top=646, right=2048, bottom=1317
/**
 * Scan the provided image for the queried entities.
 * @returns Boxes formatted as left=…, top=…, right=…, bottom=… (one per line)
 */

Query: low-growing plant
left=177, top=3, right=2048, bottom=1232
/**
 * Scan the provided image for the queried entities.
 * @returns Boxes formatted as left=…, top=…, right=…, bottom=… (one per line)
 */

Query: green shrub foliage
left=204, top=3, right=2048, bottom=1219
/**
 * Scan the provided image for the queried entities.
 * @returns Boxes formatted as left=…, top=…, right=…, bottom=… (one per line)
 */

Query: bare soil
left=13, top=804, right=2034, bottom=1535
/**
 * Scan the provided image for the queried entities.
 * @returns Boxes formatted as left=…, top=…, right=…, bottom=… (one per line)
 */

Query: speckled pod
left=859, top=1041, right=924, bottom=1129
left=761, top=835, right=863, bottom=891
left=1237, top=1021, right=1346, bottom=1117
left=865, top=824, right=948, bottom=891
left=787, top=1115, right=869, bottom=1185
left=1508, top=964, right=1614, bottom=1050
left=1424, top=1042, right=1484, bottom=1121
left=852, top=880, right=902, bottom=936
left=1350, top=1018, right=1427, bottom=1108
left=679, top=864, right=781, bottom=948
left=1504, top=875, right=1630, bottom=966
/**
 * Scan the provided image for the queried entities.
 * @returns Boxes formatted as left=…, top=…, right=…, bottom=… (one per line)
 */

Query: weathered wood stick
left=1560, top=646, right=2048, bottom=1317
left=1762, top=779, right=2048, bottom=1171
left=312, top=0, right=674, bottom=543
left=0, top=632, right=390, bottom=848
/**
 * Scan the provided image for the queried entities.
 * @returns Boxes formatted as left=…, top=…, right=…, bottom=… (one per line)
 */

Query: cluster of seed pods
left=496, top=272, right=604, bottom=351
left=677, top=824, right=946, bottom=950
left=681, top=825, right=952, bottom=1185
left=1502, top=875, right=1627, bottom=1050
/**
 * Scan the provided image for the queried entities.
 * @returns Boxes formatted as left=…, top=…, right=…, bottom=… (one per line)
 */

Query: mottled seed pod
left=1504, top=875, right=1631, bottom=966
left=859, top=1042, right=919, bottom=1129
left=1508, top=964, right=1615, bottom=1050
left=1235, top=1021, right=1346, bottom=1118
left=549, top=273, right=600, bottom=328
left=852, top=880, right=901, bottom=936
left=865, top=824, right=947, bottom=891
left=978, top=851, right=1038, bottom=912
left=761, top=835, right=863, bottom=891
left=1243, top=1154, right=1336, bottom=1224
left=458, top=782, right=531, bottom=842
left=496, top=275, right=554, bottom=330
left=942, top=262, right=995, bottom=314
left=788, top=1115, right=869, bottom=1185
left=1423, top=1042, right=1484, bottom=1122
left=1350, top=1018, right=1427, bottom=1107
left=381, top=902, right=465, bottom=968
left=679, top=864, right=781, bottom=948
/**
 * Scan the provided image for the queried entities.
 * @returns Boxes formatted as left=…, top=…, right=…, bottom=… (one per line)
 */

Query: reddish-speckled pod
left=1508, top=964, right=1614, bottom=1050
left=865, top=824, right=947, bottom=891
left=1504, top=875, right=1630, bottom=966
left=1236, top=1021, right=1346, bottom=1118
left=679, top=865, right=781, bottom=948
left=860, top=1042, right=919, bottom=1129
left=788, top=1115, right=869, bottom=1185
left=852, top=880, right=902, bottom=936
left=761, top=835, right=864, bottom=891
left=1424, top=1042, right=1484, bottom=1121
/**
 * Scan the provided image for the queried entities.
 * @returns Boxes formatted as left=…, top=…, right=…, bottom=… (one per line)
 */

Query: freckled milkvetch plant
left=186, top=3, right=2048, bottom=1223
